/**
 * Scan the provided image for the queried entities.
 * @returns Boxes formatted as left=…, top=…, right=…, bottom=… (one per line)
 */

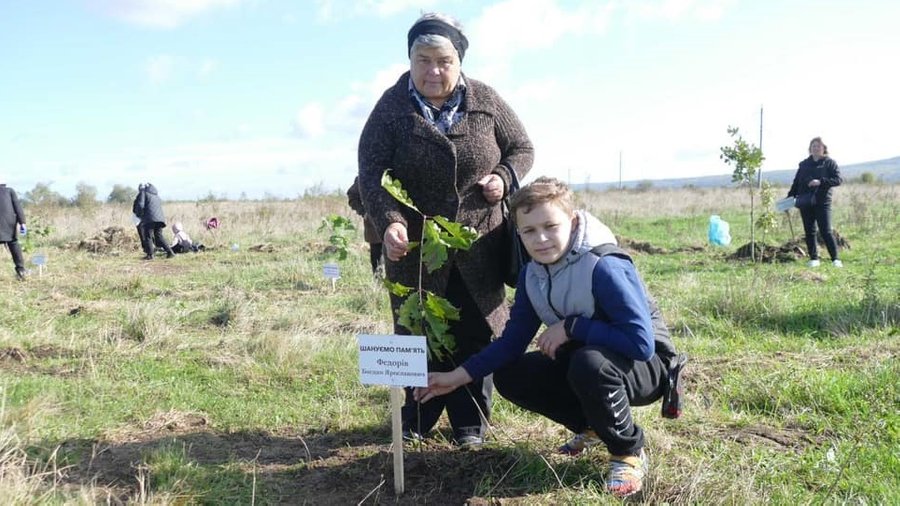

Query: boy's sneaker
left=832, top=259, right=843, bottom=268
left=558, top=429, right=601, bottom=456
left=807, top=259, right=821, bottom=268
left=606, top=449, right=648, bottom=498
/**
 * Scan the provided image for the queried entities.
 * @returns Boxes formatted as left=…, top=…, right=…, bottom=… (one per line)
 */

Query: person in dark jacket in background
left=135, top=183, right=174, bottom=260
left=414, top=177, right=680, bottom=498
left=131, top=183, right=148, bottom=249
left=0, top=181, right=27, bottom=280
left=787, top=137, right=843, bottom=268
left=346, top=177, right=383, bottom=275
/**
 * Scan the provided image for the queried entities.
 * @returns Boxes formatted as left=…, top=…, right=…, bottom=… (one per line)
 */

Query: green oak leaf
left=424, top=292, right=461, bottom=322
left=396, top=292, right=423, bottom=336
left=381, top=171, right=419, bottom=212
left=433, top=215, right=478, bottom=250
left=382, top=279, right=413, bottom=297
left=421, top=219, right=449, bottom=272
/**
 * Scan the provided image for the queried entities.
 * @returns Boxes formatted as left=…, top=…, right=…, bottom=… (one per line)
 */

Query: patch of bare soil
left=69, top=226, right=140, bottom=255
left=617, top=237, right=706, bottom=255
left=1, top=345, right=83, bottom=377
left=56, top=419, right=536, bottom=505
left=728, top=230, right=851, bottom=263
left=248, top=243, right=277, bottom=253
left=719, top=423, right=822, bottom=451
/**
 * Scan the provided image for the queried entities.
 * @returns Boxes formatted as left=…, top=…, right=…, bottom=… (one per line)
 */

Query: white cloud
left=315, top=0, right=444, bottom=21
left=292, top=103, right=327, bottom=139
left=86, top=0, right=244, bottom=29
left=627, top=0, right=736, bottom=22
left=145, top=54, right=175, bottom=84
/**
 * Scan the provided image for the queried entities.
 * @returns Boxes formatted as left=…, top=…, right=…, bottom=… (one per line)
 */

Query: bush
left=108, top=184, right=138, bottom=204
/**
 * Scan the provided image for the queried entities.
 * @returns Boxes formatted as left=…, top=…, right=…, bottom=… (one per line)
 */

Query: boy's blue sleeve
left=567, top=256, right=655, bottom=361
left=461, top=270, right=542, bottom=380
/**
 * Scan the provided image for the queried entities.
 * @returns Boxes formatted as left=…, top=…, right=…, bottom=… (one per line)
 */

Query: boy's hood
left=547, top=210, right=617, bottom=271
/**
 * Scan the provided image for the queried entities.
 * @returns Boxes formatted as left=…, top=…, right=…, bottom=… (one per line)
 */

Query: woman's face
left=809, top=140, right=826, bottom=159
left=410, top=45, right=461, bottom=106
left=516, top=201, right=576, bottom=265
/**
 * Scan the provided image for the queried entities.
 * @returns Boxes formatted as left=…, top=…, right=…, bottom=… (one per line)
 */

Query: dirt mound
left=618, top=237, right=706, bottom=255
left=729, top=241, right=804, bottom=263
left=729, top=230, right=851, bottom=263
left=73, top=226, right=140, bottom=254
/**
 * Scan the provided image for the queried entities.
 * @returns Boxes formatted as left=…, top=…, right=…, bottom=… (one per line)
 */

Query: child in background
left=414, top=176, right=683, bottom=498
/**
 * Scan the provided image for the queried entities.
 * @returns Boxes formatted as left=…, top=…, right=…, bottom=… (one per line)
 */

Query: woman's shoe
left=832, top=259, right=843, bottom=268
left=807, top=259, right=821, bottom=268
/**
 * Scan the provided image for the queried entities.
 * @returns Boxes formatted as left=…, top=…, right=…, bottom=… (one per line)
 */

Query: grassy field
left=1, top=183, right=897, bottom=505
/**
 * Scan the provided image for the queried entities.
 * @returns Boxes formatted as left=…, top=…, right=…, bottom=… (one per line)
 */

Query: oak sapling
left=380, top=170, right=479, bottom=360
left=720, top=126, right=765, bottom=261
left=318, top=214, right=355, bottom=261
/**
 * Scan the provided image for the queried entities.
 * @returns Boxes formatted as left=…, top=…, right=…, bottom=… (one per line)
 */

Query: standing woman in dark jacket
left=788, top=137, right=843, bottom=267
left=135, top=183, right=174, bottom=260
left=0, top=182, right=27, bottom=280
left=358, top=12, right=533, bottom=446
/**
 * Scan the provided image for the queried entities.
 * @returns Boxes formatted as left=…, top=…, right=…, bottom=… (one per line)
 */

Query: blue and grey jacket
left=462, top=210, right=676, bottom=380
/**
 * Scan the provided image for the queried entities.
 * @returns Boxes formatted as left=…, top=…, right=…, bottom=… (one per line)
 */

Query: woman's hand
left=478, top=174, right=504, bottom=205
left=383, top=222, right=409, bottom=261
left=413, top=368, right=473, bottom=403
left=536, top=321, right=569, bottom=359
left=808, top=179, right=821, bottom=188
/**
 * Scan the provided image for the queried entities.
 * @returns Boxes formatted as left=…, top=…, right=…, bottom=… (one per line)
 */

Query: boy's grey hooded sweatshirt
left=462, top=211, right=665, bottom=380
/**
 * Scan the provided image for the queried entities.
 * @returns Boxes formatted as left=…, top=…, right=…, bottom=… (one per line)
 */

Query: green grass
left=1, top=189, right=898, bottom=504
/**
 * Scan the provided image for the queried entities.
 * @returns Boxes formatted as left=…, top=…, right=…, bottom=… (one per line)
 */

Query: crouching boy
left=414, top=176, right=683, bottom=498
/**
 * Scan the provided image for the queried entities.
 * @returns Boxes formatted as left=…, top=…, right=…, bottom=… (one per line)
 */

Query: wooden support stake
left=390, top=386, right=405, bottom=495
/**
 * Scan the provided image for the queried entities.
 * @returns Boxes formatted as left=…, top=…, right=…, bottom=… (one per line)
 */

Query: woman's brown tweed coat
left=358, top=72, right=533, bottom=336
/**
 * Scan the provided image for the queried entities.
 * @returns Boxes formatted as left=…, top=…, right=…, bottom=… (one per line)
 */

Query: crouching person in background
left=415, top=177, right=683, bottom=498
left=171, top=222, right=203, bottom=253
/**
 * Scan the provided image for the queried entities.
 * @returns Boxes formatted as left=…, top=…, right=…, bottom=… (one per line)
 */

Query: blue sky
left=2, top=0, right=898, bottom=200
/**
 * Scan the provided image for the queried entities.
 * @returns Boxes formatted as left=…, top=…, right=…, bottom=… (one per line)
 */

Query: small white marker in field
left=31, top=252, right=48, bottom=277
left=323, top=262, right=340, bottom=290
left=357, top=334, right=428, bottom=496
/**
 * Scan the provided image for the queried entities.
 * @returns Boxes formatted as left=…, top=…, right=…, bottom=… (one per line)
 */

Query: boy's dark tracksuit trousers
left=494, top=342, right=668, bottom=456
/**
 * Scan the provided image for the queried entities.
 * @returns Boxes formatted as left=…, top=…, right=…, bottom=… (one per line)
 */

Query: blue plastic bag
left=708, top=215, right=731, bottom=246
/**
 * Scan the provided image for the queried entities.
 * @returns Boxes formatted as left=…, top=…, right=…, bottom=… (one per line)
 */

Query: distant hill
left=575, top=155, right=900, bottom=191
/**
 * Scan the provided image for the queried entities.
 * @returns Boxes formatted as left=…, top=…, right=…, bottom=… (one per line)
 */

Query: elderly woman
left=358, top=12, right=533, bottom=446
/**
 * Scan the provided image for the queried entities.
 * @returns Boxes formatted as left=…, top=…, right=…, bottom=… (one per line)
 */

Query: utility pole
left=618, top=150, right=623, bottom=189
left=757, top=105, right=764, bottom=188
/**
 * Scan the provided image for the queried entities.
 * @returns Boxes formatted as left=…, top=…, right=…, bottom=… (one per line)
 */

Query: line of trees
left=21, top=182, right=138, bottom=207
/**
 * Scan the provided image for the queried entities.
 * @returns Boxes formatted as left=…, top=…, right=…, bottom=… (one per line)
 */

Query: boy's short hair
left=508, top=176, right=574, bottom=224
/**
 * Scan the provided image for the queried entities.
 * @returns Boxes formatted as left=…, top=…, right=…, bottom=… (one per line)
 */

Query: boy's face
left=516, top=201, right=576, bottom=265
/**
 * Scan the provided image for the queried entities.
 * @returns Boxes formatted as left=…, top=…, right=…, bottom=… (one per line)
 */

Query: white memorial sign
left=357, top=335, right=428, bottom=387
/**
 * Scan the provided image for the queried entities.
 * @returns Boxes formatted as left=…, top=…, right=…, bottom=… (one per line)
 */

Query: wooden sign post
left=357, top=335, right=428, bottom=496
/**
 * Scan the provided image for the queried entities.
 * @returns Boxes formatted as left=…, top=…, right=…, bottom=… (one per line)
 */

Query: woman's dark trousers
left=4, top=240, right=25, bottom=277
left=494, top=344, right=667, bottom=456
left=799, top=203, right=839, bottom=261
left=402, top=267, right=493, bottom=441
left=141, top=224, right=174, bottom=258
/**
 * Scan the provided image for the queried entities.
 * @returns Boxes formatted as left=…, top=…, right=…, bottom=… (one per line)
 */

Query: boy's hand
left=537, top=322, right=569, bottom=359
left=413, top=368, right=472, bottom=403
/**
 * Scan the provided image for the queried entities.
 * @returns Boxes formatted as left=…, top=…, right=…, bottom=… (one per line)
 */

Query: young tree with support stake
left=720, top=126, right=765, bottom=261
